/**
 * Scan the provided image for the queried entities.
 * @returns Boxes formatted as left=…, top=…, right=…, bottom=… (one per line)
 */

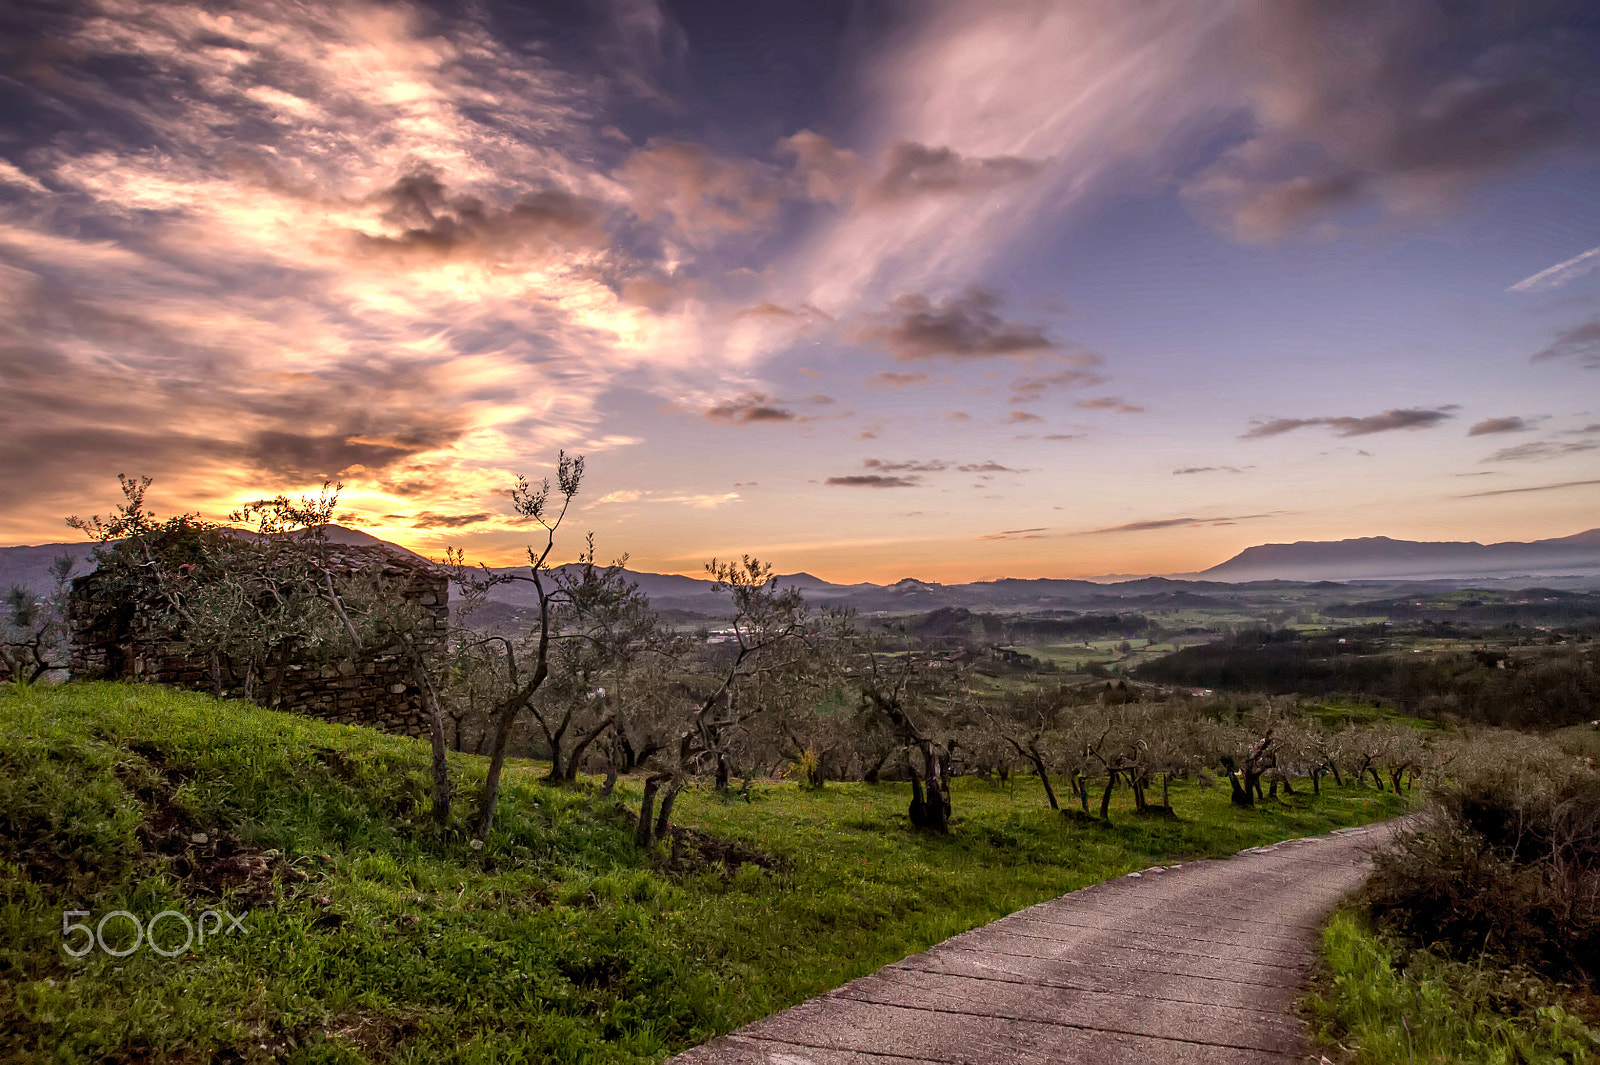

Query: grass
left=3, top=681, right=1406, bottom=1063
left=1305, top=911, right=1599, bottom=1064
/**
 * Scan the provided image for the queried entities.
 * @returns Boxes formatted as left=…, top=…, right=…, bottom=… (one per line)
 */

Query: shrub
left=1365, top=742, right=1600, bottom=982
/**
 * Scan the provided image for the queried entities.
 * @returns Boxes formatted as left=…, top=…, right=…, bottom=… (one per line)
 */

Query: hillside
left=1199, top=530, right=1600, bottom=582
left=0, top=682, right=1403, bottom=1063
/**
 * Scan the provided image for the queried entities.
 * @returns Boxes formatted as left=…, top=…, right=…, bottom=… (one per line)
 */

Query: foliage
left=1, top=553, right=76, bottom=683
left=1136, top=626, right=1600, bottom=728
left=1364, top=737, right=1600, bottom=983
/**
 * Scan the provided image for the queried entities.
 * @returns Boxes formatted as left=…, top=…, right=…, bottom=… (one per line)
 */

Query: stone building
left=67, top=544, right=448, bottom=739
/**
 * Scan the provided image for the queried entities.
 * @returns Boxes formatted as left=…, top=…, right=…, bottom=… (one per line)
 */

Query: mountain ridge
left=5, top=526, right=1600, bottom=613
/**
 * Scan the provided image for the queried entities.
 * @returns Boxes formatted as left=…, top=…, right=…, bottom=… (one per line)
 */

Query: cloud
left=957, top=461, right=1019, bottom=473
left=977, top=527, right=1047, bottom=541
left=868, top=371, right=930, bottom=387
left=618, top=140, right=780, bottom=243
left=1481, top=440, right=1600, bottom=463
left=863, top=458, right=948, bottom=473
left=1509, top=245, right=1600, bottom=293
left=1003, top=410, right=1044, bottom=424
left=868, top=142, right=1042, bottom=202
left=353, top=168, right=608, bottom=263
left=1008, top=359, right=1106, bottom=402
left=392, top=510, right=493, bottom=529
left=1455, top=478, right=1600, bottom=499
left=1076, top=396, right=1144, bottom=414
left=0, top=0, right=735, bottom=544
left=1042, top=433, right=1084, bottom=441
left=703, top=392, right=798, bottom=424
left=863, top=287, right=1053, bottom=360
left=1532, top=318, right=1600, bottom=369
left=1174, top=466, right=1246, bottom=475
left=592, top=488, right=741, bottom=508
left=1077, top=513, right=1278, bottom=535
left=776, top=130, right=864, bottom=204
left=826, top=474, right=919, bottom=489
left=1242, top=407, right=1457, bottom=439
left=1467, top=416, right=1533, bottom=436
left=1186, top=2, right=1600, bottom=241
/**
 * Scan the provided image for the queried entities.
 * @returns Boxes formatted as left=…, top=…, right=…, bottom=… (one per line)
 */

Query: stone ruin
left=67, top=544, right=448, bottom=740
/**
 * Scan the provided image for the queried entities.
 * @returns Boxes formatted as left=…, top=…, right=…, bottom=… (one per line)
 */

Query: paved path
left=669, top=819, right=1404, bottom=1065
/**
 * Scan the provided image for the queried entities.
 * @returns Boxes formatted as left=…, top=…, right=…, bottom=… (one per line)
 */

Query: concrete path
left=669, top=819, right=1403, bottom=1065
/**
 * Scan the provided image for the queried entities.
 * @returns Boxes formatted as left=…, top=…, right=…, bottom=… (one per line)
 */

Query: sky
left=2, top=0, right=1598, bottom=584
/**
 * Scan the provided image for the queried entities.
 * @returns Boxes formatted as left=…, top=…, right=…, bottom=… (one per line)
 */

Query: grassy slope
left=1306, top=912, right=1599, bottom=1064
left=2, top=682, right=1406, bottom=1064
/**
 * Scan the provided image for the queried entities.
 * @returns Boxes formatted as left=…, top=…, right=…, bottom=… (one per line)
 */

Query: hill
left=1198, top=530, right=1600, bottom=582
left=0, top=682, right=1403, bottom=1063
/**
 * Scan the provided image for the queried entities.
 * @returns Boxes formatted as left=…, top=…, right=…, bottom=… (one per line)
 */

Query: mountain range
left=4, top=526, right=1598, bottom=617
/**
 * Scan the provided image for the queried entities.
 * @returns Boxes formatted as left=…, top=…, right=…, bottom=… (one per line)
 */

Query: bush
left=1365, top=745, right=1600, bottom=983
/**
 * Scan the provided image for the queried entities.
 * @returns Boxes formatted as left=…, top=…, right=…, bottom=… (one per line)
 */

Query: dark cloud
left=1467, top=416, right=1533, bottom=436
left=1042, top=433, right=1084, bottom=441
left=1189, top=1, right=1600, bottom=241
left=250, top=428, right=460, bottom=481
left=865, top=287, right=1054, bottom=360
left=1004, top=410, right=1044, bottom=424
left=957, top=461, right=1020, bottom=473
left=1481, top=439, right=1599, bottom=463
left=388, top=511, right=493, bottom=529
left=1456, top=478, right=1600, bottom=498
left=1174, top=466, right=1246, bottom=475
left=355, top=169, right=607, bottom=262
left=869, top=142, right=1042, bottom=202
left=1532, top=318, right=1600, bottom=369
left=1242, top=407, right=1457, bottom=438
left=826, top=474, right=919, bottom=488
left=704, top=392, right=798, bottom=424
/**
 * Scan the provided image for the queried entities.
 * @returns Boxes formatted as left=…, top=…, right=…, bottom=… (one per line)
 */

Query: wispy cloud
left=977, top=527, right=1047, bottom=541
left=1455, top=478, right=1600, bottom=499
left=1482, top=440, right=1599, bottom=463
left=1173, top=465, right=1247, bottom=475
left=1076, top=513, right=1277, bottom=535
left=1509, top=245, right=1600, bottom=293
left=1532, top=318, right=1600, bottom=370
left=1242, top=407, right=1457, bottom=439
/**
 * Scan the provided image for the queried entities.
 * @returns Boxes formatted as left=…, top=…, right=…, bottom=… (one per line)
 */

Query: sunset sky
left=2, top=0, right=1598, bottom=583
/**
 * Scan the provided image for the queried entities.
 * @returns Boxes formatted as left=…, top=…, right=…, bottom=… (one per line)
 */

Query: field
left=1, top=681, right=1407, bottom=1064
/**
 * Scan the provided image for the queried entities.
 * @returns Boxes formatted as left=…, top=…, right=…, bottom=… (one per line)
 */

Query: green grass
left=3, top=682, right=1406, bottom=1063
left=1305, top=911, right=1599, bottom=1064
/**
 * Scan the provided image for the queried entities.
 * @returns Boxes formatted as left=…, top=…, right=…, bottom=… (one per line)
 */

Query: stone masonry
left=68, top=545, right=448, bottom=739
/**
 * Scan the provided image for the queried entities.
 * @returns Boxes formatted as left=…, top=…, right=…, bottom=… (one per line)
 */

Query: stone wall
left=67, top=546, right=448, bottom=740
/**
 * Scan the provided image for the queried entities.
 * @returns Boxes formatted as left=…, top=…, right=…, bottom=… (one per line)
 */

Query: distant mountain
left=1199, top=529, right=1600, bottom=582
left=8, top=525, right=1600, bottom=618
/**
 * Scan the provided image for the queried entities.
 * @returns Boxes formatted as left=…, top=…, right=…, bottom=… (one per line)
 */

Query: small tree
left=444, top=452, right=586, bottom=839
left=1, top=554, right=76, bottom=683
left=632, top=557, right=827, bottom=848
left=854, top=630, right=965, bottom=832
